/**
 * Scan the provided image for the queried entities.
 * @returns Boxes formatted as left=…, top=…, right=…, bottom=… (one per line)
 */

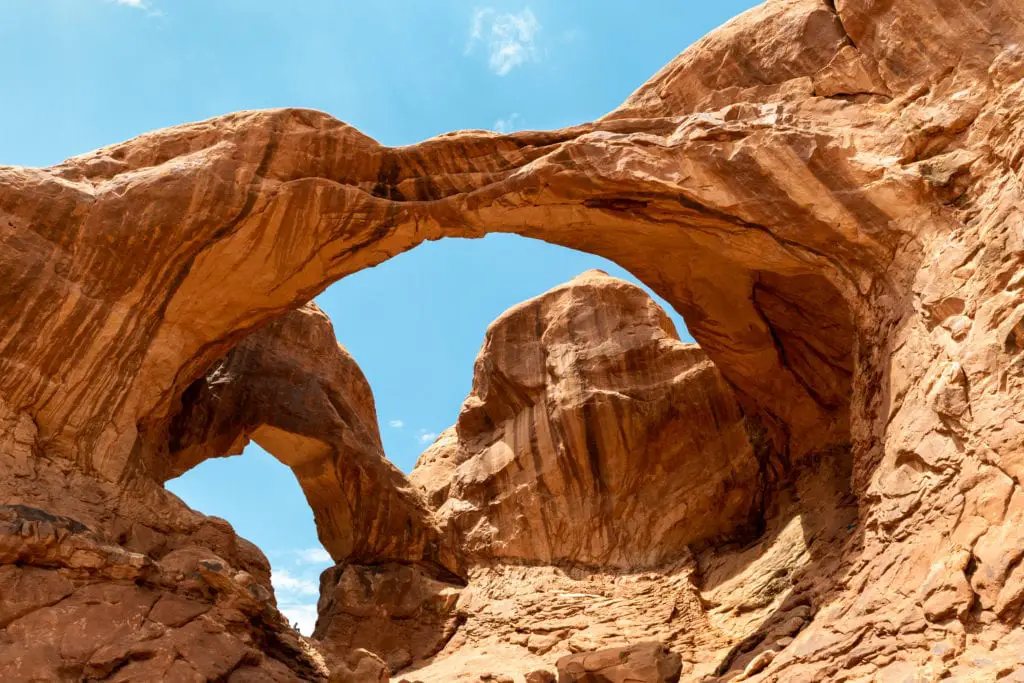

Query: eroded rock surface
left=316, top=272, right=754, bottom=677
left=165, top=301, right=449, bottom=570
left=0, top=302, right=446, bottom=681
left=2, top=0, right=1024, bottom=680
left=556, top=642, right=683, bottom=683
left=0, top=497, right=328, bottom=682
left=399, top=415, right=859, bottom=682
left=411, top=270, right=760, bottom=569
left=314, top=562, right=463, bottom=673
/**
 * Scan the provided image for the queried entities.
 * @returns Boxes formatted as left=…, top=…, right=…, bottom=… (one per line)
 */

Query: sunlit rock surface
left=412, top=270, right=760, bottom=569
left=2, top=0, right=1024, bottom=679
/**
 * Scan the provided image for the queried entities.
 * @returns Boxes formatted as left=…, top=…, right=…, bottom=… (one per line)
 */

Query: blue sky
left=2, top=0, right=758, bottom=633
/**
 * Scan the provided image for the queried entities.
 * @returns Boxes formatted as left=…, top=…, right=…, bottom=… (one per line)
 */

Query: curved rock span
left=165, top=302, right=449, bottom=570
left=1, top=0, right=1024, bottom=680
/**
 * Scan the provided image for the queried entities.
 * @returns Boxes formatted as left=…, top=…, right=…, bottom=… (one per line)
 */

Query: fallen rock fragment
left=556, top=642, right=683, bottom=683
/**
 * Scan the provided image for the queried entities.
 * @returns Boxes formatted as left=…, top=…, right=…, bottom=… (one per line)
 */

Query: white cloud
left=493, top=113, right=523, bottom=133
left=295, top=547, right=332, bottom=564
left=389, top=419, right=405, bottom=429
left=279, top=603, right=319, bottom=636
left=269, top=552, right=333, bottom=635
left=109, top=0, right=163, bottom=16
left=272, top=569, right=319, bottom=597
left=467, top=7, right=542, bottom=76
left=418, top=429, right=439, bottom=444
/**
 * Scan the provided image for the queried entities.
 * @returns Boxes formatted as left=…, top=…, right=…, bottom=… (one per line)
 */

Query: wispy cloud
left=389, top=419, right=405, bottom=429
left=295, top=547, right=332, bottom=564
left=493, top=113, right=523, bottom=133
left=279, top=602, right=319, bottom=636
left=467, top=7, right=542, bottom=76
left=109, top=0, right=163, bottom=16
left=272, top=569, right=319, bottom=597
left=418, top=429, right=439, bottom=444
left=269, top=550, right=333, bottom=635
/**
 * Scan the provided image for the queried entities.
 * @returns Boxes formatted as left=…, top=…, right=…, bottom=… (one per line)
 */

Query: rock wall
left=411, top=270, right=760, bottom=569
left=382, top=273, right=860, bottom=682
left=1, top=0, right=1024, bottom=680
left=0, top=461, right=329, bottom=680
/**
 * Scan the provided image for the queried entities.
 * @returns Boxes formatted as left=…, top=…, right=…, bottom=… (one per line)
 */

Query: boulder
left=556, top=642, right=682, bottom=683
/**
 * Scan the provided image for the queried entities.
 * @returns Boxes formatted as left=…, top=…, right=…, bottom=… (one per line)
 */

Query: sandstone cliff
left=1, top=0, right=1024, bottom=679
left=315, top=271, right=767, bottom=679
left=411, top=270, right=760, bottom=569
left=373, top=271, right=858, bottom=681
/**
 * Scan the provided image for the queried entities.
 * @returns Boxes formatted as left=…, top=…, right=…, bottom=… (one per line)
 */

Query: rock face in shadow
left=411, top=270, right=760, bottom=569
left=2, top=0, right=1024, bottom=680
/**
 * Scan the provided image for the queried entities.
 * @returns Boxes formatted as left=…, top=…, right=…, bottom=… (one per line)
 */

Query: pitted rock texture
left=410, top=270, right=759, bottom=569
left=2, top=0, right=1024, bottom=680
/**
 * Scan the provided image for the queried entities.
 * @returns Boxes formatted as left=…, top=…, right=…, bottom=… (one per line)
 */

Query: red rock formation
left=392, top=273, right=859, bottom=681
left=556, top=642, right=683, bottom=683
left=164, top=301, right=449, bottom=570
left=314, top=562, right=463, bottom=673
left=411, top=270, right=760, bottom=569
left=0, top=302, right=449, bottom=681
left=0, top=493, right=328, bottom=681
left=1, top=0, right=1023, bottom=679
left=317, top=271, right=759, bottom=676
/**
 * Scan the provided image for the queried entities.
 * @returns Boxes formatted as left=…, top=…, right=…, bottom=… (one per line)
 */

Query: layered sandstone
left=1, top=0, right=1024, bottom=680
left=319, top=271, right=762, bottom=678
left=556, top=642, right=683, bottom=683
left=410, top=270, right=760, bottom=569
left=0, top=474, right=329, bottom=681
left=397, top=412, right=859, bottom=682
left=0, top=303, right=433, bottom=681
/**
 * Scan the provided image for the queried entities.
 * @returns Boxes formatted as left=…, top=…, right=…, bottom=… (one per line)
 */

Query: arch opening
left=165, top=442, right=332, bottom=635
left=156, top=229, right=858, bottom=571
left=154, top=228, right=858, bottom=675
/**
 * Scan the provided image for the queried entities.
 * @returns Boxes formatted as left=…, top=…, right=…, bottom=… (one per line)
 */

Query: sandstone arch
left=3, top=13, right=878, bottom=484
left=2, top=0, right=1024, bottom=679
left=163, top=302, right=451, bottom=570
